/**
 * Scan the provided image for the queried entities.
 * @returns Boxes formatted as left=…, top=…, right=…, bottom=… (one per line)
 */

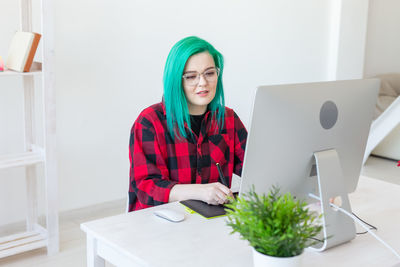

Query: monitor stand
left=309, top=149, right=356, bottom=251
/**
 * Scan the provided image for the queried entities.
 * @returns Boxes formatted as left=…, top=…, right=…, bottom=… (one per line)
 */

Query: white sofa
left=364, top=73, right=400, bottom=163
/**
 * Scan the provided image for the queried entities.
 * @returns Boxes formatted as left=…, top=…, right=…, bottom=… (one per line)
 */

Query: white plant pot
left=252, top=247, right=303, bottom=267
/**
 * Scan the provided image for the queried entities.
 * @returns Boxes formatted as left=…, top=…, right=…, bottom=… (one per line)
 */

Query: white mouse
left=153, top=209, right=185, bottom=222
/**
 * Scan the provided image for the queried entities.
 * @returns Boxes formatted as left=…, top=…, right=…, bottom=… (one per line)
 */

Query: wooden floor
left=0, top=155, right=398, bottom=267
left=362, top=155, right=400, bottom=185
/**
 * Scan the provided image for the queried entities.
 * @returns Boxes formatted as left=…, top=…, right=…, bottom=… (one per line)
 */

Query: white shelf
left=0, top=228, right=48, bottom=258
left=0, top=0, right=59, bottom=258
left=0, top=150, right=45, bottom=170
left=0, top=62, right=43, bottom=77
left=0, top=70, right=42, bottom=77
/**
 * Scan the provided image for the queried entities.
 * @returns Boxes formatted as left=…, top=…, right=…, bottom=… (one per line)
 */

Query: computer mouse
left=153, top=208, right=185, bottom=222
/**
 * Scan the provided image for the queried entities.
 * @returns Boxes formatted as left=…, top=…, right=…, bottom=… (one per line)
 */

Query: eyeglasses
left=182, top=67, right=220, bottom=86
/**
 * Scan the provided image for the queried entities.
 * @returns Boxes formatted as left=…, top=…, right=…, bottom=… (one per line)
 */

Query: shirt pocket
left=208, top=133, right=230, bottom=165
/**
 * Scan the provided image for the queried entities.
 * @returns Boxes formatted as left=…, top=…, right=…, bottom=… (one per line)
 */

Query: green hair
left=163, top=36, right=225, bottom=140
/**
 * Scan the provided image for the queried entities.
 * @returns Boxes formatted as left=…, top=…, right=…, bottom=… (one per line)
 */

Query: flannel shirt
left=128, top=102, right=247, bottom=212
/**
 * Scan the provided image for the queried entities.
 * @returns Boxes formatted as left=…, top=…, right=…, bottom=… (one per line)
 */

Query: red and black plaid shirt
left=128, top=102, right=247, bottom=212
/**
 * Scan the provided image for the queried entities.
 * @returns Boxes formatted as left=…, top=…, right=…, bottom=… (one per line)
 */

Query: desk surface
left=81, top=176, right=400, bottom=267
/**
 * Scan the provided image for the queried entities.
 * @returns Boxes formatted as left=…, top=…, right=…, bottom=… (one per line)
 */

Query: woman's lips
left=196, top=90, right=209, bottom=96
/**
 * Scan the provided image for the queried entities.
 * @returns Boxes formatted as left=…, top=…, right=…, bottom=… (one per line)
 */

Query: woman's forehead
left=184, top=52, right=215, bottom=72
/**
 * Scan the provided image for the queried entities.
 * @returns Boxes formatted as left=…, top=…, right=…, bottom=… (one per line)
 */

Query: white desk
left=81, top=176, right=400, bottom=267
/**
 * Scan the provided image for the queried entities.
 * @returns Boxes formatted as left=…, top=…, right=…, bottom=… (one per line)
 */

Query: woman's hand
left=169, top=182, right=233, bottom=205
left=199, top=182, right=234, bottom=205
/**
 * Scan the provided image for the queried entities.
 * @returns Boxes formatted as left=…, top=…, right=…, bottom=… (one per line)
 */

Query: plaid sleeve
left=128, top=119, right=178, bottom=211
left=233, top=112, right=247, bottom=176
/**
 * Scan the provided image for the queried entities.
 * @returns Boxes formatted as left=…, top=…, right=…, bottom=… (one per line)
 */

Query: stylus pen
left=216, top=163, right=229, bottom=187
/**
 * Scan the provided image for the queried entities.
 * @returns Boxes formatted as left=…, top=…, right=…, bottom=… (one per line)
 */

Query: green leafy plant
left=225, top=186, right=323, bottom=257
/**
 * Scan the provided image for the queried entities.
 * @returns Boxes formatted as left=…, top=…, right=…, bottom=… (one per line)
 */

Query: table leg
left=87, top=234, right=105, bottom=267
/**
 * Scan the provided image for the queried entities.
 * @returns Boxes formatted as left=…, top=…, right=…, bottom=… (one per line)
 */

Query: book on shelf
left=6, top=31, right=41, bottom=72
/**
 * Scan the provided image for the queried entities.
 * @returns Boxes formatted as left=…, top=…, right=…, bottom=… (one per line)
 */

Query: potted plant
left=225, top=186, right=323, bottom=267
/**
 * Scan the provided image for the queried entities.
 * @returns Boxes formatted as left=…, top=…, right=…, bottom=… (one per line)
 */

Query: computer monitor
left=239, top=79, right=380, bottom=251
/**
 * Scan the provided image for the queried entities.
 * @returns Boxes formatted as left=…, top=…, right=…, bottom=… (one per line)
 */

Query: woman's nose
left=198, top=74, right=208, bottom=86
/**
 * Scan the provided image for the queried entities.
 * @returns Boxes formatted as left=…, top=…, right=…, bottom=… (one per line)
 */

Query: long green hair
left=163, top=36, right=225, bottom=140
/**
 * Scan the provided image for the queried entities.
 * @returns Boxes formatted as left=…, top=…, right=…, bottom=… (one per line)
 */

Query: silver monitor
left=239, top=79, right=380, bottom=251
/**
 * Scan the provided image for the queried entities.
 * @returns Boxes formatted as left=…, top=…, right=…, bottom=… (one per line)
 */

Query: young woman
left=128, top=36, right=247, bottom=212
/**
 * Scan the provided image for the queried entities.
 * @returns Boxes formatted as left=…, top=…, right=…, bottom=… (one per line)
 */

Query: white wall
left=335, top=0, right=370, bottom=80
left=364, top=0, right=400, bottom=77
left=0, top=0, right=369, bottom=226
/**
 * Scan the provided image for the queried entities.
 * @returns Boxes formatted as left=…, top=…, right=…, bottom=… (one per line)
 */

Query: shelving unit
left=0, top=0, right=59, bottom=258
